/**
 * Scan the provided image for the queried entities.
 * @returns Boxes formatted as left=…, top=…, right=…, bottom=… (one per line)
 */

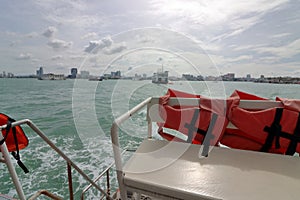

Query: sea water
left=0, top=78, right=299, bottom=199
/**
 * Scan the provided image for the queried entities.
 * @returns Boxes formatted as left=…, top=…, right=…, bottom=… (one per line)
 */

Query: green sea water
left=0, top=78, right=299, bottom=199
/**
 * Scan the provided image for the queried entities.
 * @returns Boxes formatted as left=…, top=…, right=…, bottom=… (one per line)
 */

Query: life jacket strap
left=262, top=108, right=300, bottom=155
left=261, top=108, right=283, bottom=152
left=11, top=123, right=29, bottom=174
left=1, top=118, right=29, bottom=173
left=183, top=109, right=218, bottom=156
left=12, top=151, right=29, bottom=173
left=0, top=120, right=12, bottom=145
left=184, top=109, right=200, bottom=143
left=201, top=113, right=218, bottom=157
left=184, top=109, right=216, bottom=144
left=286, top=112, right=300, bottom=155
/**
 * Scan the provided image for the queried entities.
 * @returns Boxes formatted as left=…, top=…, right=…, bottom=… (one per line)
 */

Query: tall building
left=246, top=74, right=251, bottom=81
left=71, top=68, right=78, bottom=79
left=7, top=72, right=14, bottom=78
left=111, top=70, right=121, bottom=79
left=152, top=71, right=168, bottom=84
left=36, top=67, right=44, bottom=78
left=221, top=73, right=235, bottom=81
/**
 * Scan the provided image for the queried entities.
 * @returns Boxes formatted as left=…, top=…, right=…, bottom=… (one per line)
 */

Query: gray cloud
left=84, top=36, right=127, bottom=55
left=84, top=36, right=113, bottom=54
left=42, top=26, right=57, bottom=38
left=254, top=38, right=300, bottom=59
left=104, top=42, right=127, bottom=54
left=16, top=53, right=32, bottom=60
left=81, top=32, right=98, bottom=39
left=270, top=33, right=291, bottom=39
left=9, top=41, right=19, bottom=47
left=26, top=32, right=39, bottom=38
left=47, top=39, right=72, bottom=50
left=51, top=55, right=63, bottom=60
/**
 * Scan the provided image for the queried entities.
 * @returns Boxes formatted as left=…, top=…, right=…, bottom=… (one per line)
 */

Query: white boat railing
left=0, top=119, right=113, bottom=200
left=111, top=97, right=152, bottom=200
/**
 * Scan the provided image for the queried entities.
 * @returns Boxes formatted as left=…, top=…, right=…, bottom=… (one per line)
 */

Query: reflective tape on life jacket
left=0, top=113, right=29, bottom=173
left=158, top=89, right=236, bottom=151
left=222, top=92, right=300, bottom=155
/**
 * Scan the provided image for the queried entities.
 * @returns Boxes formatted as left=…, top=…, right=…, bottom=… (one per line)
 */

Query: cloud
left=84, top=41, right=103, bottom=54
left=233, top=44, right=263, bottom=51
left=216, top=15, right=263, bottom=40
left=9, top=41, right=20, bottom=47
left=16, top=53, right=32, bottom=60
left=33, top=1, right=103, bottom=30
left=200, top=42, right=222, bottom=52
left=51, top=55, right=63, bottom=60
left=254, top=38, right=300, bottom=58
left=150, top=0, right=289, bottom=25
left=104, top=42, right=127, bottom=54
left=150, top=0, right=289, bottom=40
left=4, top=31, right=18, bottom=37
left=47, top=39, right=72, bottom=50
left=69, top=55, right=84, bottom=61
left=84, top=35, right=127, bottom=55
left=26, top=32, right=39, bottom=38
left=1, top=0, right=298, bottom=77
left=42, top=26, right=57, bottom=38
left=135, top=34, right=155, bottom=43
left=84, top=36, right=113, bottom=53
left=225, top=55, right=253, bottom=63
left=56, top=15, right=106, bottom=30
left=81, top=32, right=98, bottom=39
left=270, top=33, right=291, bottom=39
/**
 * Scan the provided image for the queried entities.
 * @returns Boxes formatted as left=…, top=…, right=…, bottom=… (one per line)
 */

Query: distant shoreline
left=1, top=76, right=300, bottom=85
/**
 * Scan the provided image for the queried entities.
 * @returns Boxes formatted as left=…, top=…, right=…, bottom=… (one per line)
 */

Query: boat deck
left=123, top=139, right=300, bottom=200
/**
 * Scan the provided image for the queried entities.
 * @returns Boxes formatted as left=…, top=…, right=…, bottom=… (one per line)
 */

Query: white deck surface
left=123, top=139, right=300, bottom=200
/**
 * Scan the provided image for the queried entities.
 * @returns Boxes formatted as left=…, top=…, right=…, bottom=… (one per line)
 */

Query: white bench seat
left=123, top=139, right=300, bottom=200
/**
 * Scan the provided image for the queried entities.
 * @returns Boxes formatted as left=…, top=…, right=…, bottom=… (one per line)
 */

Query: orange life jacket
left=0, top=113, right=29, bottom=173
left=0, top=113, right=28, bottom=152
left=158, top=89, right=300, bottom=156
left=158, top=89, right=237, bottom=156
left=221, top=91, right=300, bottom=155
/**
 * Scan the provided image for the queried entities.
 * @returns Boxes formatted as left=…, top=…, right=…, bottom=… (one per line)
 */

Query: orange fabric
left=0, top=113, right=28, bottom=152
left=222, top=91, right=300, bottom=154
left=158, top=89, right=236, bottom=145
left=230, top=90, right=267, bottom=101
left=276, top=97, right=300, bottom=112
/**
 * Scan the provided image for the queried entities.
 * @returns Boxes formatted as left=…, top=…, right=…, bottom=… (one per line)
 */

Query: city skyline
left=2, top=66, right=300, bottom=81
left=0, top=1, right=299, bottom=77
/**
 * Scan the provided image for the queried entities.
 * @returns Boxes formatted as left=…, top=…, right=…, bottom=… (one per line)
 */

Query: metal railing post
left=111, top=97, right=152, bottom=199
left=106, top=170, right=110, bottom=200
left=0, top=133, right=26, bottom=200
left=67, top=163, right=74, bottom=200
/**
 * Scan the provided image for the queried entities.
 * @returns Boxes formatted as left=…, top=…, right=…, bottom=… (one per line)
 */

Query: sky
left=0, top=0, right=299, bottom=78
